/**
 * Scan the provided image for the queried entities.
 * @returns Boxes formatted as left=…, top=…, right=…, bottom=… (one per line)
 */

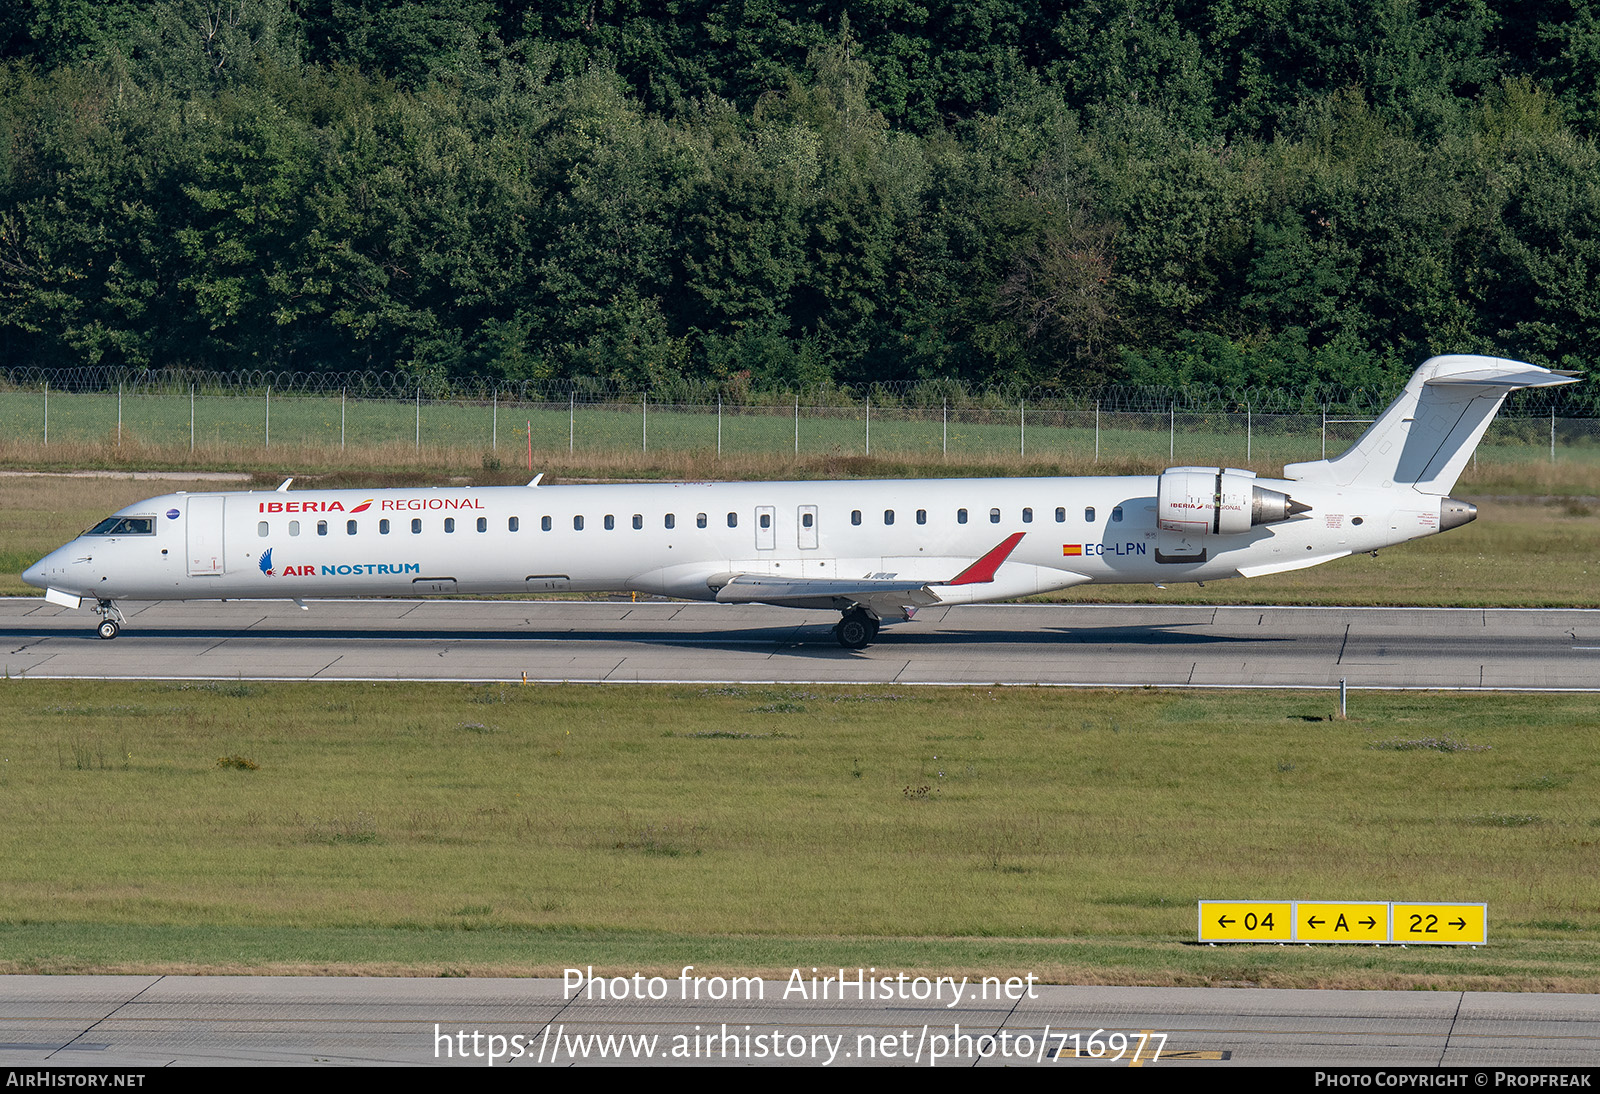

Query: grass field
left=2, top=681, right=1598, bottom=988
left=2, top=413, right=1596, bottom=987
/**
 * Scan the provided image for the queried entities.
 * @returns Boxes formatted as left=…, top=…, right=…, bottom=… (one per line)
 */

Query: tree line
left=1, top=1, right=1596, bottom=398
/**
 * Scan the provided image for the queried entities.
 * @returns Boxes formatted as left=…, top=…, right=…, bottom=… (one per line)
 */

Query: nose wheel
left=92, top=599, right=124, bottom=640
left=834, top=608, right=879, bottom=649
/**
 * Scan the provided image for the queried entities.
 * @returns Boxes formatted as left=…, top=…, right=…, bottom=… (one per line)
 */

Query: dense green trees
left=0, top=1, right=1596, bottom=392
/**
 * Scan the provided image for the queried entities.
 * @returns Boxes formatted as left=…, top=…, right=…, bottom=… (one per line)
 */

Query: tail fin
left=1283, top=355, right=1579, bottom=495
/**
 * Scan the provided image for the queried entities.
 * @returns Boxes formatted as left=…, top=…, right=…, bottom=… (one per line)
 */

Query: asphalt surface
left=3, top=976, right=1599, bottom=1068
left=4, top=598, right=1599, bottom=689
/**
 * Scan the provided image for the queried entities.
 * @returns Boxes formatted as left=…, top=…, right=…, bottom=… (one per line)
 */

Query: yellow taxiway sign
left=1393, top=903, right=1488, bottom=945
left=1197, top=901, right=1293, bottom=942
left=1199, top=900, right=1486, bottom=945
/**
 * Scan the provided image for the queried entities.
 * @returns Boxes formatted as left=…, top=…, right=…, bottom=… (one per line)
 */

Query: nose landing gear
left=834, top=607, right=880, bottom=649
left=92, top=599, right=124, bottom=640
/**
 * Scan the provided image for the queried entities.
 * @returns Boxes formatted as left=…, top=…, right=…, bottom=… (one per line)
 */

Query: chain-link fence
left=2, top=369, right=1594, bottom=468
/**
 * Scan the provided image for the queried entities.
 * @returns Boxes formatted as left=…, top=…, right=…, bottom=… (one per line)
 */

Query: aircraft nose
left=22, top=557, right=48, bottom=590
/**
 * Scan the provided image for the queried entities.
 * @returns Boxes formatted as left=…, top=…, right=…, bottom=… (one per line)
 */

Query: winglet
left=946, top=532, right=1025, bottom=585
left=527, top=473, right=543, bottom=487
left=276, top=478, right=294, bottom=492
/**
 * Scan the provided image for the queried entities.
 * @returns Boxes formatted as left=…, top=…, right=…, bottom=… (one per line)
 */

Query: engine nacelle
left=1157, top=467, right=1310, bottom=536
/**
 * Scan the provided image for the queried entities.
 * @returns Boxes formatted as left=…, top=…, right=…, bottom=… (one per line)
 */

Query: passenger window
left=445, top=518, right=456, bottom=533
left=378, top=519, right=389, bottom=535
left=605, top=514, right=615, bottom=530
left=541, top=516, right=551, bottom=531
left=1055, top=507, right=1065, bottom=523
left=884, top=510, right=894, bottom=525
left=802, top=512, right=813, bottom=528
left=508, top=516, right=519, bottom=532
left=257, top=521, right=269, bottom=537
left=916, top=509, right=926, bottom=525
left=633, top=514, right=643, bottom=530
left=289, top=520, right=300, bottom=537
left=1022, top=507, right=1033, bottom=523
left=1112, top=506, right=1124, bottom=522
left=759, top=513, right=771, bottom=529
left=412, top=519, right=422, bottom=534
left=347, top=519, right=357, bottom=535
left=477, top=517, right=487, bottom=532
left=697, top=513, right=707, bottom=528
left=665, top=514, right=675, bottom=529
left=318, top=521, right=328, bottom=536
left=851, top=510, right=862, bottom=526
left=957, top=508, right=968, bottom=524
left=727, top=512, right=738, bottom=528
left=574, top=516, right=584, bottom=531
left=1085, top=507, right=1096, bottom=522
left=990, top=508, right=1001, bottom=523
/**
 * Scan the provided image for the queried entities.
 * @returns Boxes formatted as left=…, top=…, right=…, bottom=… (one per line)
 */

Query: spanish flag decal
left=1063, top=544, right=1083, bottom=556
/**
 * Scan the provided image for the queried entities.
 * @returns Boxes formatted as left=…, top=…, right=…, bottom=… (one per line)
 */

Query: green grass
left=3, top=681, right=1599, bottom=987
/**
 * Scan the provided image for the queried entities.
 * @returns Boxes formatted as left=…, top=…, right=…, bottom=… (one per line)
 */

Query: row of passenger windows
left=850, top=506, right=1123, bottom=526
left=256, top=505, right=1125, bottom=538
left=258, top=516, right=510, bottom=537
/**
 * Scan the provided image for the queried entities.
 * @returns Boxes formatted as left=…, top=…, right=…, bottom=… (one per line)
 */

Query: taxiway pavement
left=3, top=599, right=1597, bottom=689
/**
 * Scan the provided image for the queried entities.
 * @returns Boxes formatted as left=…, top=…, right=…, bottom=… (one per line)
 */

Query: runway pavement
left=4, top=975, right=1600, bottom=1068
left=3, top=597, right=1599, bottom=689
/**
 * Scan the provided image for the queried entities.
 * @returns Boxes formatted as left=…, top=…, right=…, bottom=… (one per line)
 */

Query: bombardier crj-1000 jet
left=23, top=355, right=1579, bottom=648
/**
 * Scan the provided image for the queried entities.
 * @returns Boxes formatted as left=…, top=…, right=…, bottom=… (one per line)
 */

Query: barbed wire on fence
left=1, top=365, right=1592, bottom=418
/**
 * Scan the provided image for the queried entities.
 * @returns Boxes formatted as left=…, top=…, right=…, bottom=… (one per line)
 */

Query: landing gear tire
left=92, top=598, right=124, bottom=640
left=834, top=610, right=879, bottom=650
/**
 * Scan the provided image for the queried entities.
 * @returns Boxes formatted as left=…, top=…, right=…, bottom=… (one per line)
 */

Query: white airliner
left=22, top=355, right=1578, bottom=648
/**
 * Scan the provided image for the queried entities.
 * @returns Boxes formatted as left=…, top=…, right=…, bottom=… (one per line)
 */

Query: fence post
left=190, top=384, right=195, bottom=452
left=42, top=381, right=47, bottom=446
left=415, top=387, right=420, bottom=452
left=265, top=385, right=271, bottom=450
left=569, top=392, right=574, bottom=454
left=1246, top=404, right=1252, bottom=463
left=794, top=395, right=799, bottom=457
left=642, top=392, right=648, bottom=453
left=342, top=389, right=347, bottom=450
left=1321, top=406, right=1327, bottom=460
left=1169, top=403, right=1174, bottom=461
left=492, top=389, right=496, bottom=451
left=717, top=395, right=722, bottom=458
left=1552, top=407, right=1557, bottom=463
left=117, top=382, right=122, bottom=447
left=1020, top=399, right=1025, bottom=458
left=943, top=399, right=947, bottom=458
left=1095, top=400, right=1100, bottom=463
left=866, top=396, right=870, bottom=457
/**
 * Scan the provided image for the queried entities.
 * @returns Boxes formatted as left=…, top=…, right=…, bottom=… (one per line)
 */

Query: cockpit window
left=85, top=516, right=155, bottom=536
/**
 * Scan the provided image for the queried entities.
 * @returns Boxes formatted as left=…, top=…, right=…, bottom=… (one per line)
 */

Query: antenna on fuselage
left=276, top=478, right=293, bottom=492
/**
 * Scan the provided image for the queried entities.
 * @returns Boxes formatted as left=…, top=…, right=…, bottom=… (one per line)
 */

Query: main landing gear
left=834, top=607, right=879, bottom=650
left=92, top=598, right=124, bottom=640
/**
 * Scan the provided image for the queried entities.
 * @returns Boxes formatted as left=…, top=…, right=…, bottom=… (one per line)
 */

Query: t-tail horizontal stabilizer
left=1284, top=355, right=1579, bottom=495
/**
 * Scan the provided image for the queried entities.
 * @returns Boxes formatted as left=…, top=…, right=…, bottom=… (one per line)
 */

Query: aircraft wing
left=709, top=533, right=1030, bottom=617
